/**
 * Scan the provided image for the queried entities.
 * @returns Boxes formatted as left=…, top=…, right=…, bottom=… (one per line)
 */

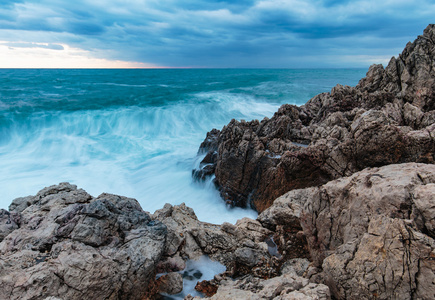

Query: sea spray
left=0, top=69, right=366, bottom=224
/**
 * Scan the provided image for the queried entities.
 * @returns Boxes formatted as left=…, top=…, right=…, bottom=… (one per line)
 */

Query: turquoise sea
left=0, top=69, right=366, bottom=223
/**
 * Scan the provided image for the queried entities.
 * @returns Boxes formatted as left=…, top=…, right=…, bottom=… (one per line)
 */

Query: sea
left=0, top=68, right=366, bottom=224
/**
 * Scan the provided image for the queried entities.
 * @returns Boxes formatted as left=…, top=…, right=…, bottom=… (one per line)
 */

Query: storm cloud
left=0, top=0, right=433, bottom=67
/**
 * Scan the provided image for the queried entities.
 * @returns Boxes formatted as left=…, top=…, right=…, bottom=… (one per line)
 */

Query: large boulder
left=323, top=216, right=435, bottom=300
left=0, top=183, right=167, bottom=300
left=259, top=163, right=435, bottom=299
left=152, top=203, right=278, bottom=279
left=300, top=163, right=435, bottom=267
left=194, top=25, right=435, bottom=213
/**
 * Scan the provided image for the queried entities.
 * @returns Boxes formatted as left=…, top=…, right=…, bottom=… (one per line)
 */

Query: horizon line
left=0, top=66, right=370, bottom=70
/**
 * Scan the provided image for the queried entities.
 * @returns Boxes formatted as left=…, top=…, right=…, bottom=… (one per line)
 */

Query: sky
left=0, top=0, right=433, bottom=68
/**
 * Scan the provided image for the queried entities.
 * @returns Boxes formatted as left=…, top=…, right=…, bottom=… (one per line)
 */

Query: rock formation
left=194, top=24, right=435, bottom=213
left=189, top=273, right=331, bottom=300
left=258, top=163, right=435, bottom=299
left=151, top=202, right=277, bottom=279
left=1, top=184, right=329, bottom=299
left=0, top=183, right=167, bottom=300
left=1, top=24, right=435, bottom=300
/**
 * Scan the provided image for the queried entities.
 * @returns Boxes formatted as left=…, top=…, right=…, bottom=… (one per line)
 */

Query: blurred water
left=0, top=68, right=366, bottom=224
left=160, top=255, right=227, bottom=299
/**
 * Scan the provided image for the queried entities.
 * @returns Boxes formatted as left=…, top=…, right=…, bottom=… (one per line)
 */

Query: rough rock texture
left=323, top=216, right=435, bottom=300
left=152, top=203, right=279, bottom=279
left=0, top=183, right=167, bottom=300
left=3, top=26, right=435, bottom=300
left=300, top=163, right=435, bottom=266
left=259, top=163, right=435, bottom=300
left=194, top=24, right=435, bottom=212
left=155, top=272, right=183, bottom=295
left=193, top=274, right=331, bottom=300
left=258, top=189, right=311, bottom=262
left=195, top=279, right=220, bottom=297
left=3, top=163, right=433, bottom=300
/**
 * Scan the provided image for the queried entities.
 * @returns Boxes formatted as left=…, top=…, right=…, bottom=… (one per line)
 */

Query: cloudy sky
left=0, top=0, right=433, bottom=68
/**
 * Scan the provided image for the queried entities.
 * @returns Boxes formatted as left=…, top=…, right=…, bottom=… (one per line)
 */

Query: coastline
left=1, top=25, right=435, bottom=299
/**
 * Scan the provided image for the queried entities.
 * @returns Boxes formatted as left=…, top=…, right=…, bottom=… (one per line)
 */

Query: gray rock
left=0, top=183, right=167, bottom=300
left=280, top=258, right=310, bottom=277
left=203, top=274, right=330, bottom=300
left=8, top=195, right=34, bottom=213
left=0, top=209, right=20, bottom=242
left=152, top=203, right=274, bottom=277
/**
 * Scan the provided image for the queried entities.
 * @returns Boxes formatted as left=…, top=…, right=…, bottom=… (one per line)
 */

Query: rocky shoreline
left=194, top=25, right=435, bottom=213
left=1, top=25, right=435, bottom=299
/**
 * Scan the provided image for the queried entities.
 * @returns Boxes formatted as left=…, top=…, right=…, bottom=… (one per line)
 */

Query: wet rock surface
left=189, top=274, right=330, bottom=300
left=151, top=202, right=277, bottom=279
left=194, top=24, right=435, bottom=213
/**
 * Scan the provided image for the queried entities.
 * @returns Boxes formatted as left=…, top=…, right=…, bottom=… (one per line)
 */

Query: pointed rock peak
left=423, top=23, right=435, bottom=39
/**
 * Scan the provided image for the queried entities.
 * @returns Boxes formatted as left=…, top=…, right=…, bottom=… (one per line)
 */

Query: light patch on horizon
left=340, top=55, right=391, bottom=67
left=0, top=0, right=433, bottom=68
left=0, top=42, right=162, bottom=68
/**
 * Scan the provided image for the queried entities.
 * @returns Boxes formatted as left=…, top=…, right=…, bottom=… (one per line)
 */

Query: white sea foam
left=0, top=91, right=281, bottom=224
left=0, top=69, right=366, bottom=224
left=95, top=83, right=149, bottom=88
left=194, top=91, right=280, bottom=120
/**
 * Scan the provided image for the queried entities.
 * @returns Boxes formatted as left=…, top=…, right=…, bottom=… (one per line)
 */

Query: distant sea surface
left=0, top=68, right=366, bottom=223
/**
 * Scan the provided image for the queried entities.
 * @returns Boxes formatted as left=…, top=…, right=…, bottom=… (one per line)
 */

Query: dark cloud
left=67, top=21, right=106, bottom=35
left=0, top=0, right=433, bottom=67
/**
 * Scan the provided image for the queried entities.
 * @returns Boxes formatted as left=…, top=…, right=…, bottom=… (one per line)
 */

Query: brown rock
left=255, top=162, right=435, bottom=299
left=257, top=189, right=313, bottom=261
left=156, top=272, right=183, bottom=295
left=194, top=25, right=435, bottom=213
left=259, top=162, right=435, bottom=299
left=323, top=216, right=435, bottom=299
left=300, top=163, right=435, bottom=267
left=195, top=279, right=219, bottom=297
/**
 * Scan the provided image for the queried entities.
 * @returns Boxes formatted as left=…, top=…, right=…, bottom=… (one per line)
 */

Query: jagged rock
left=323, top=216, right=435, bottom=300
left=195, top=273, right=330, bottom=300
left=280, top=258, right=310, bottom=277
left=194, top=24, right=435, bottom=213
left=300, top=163, right=435, bottom=267
left=152, top=203, right=277, bottom=278
left=302, top=163, right=435, bottom=299
left=195, top=279, right=220, bottom=297
left=0, top=183, right=167, bottom=300
left=0, top=209, right=20, bottom=242
left=156, top=272, right=183, bottom=295
left=262, top=163, right=435, bottom=299
left=257, top=188, right=312, bottom=261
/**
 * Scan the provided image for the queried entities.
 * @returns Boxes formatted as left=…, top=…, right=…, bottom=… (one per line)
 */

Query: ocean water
left=0, top=68, right=366, bottom=224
